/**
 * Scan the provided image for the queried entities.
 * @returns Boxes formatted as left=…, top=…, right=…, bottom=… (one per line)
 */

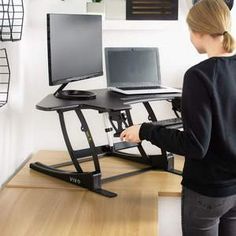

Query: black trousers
left=181, top=187, right=236, bottom=236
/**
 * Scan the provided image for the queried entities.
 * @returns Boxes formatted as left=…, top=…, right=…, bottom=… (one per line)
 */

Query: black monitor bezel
left=47, top=13, right=103, bottom=86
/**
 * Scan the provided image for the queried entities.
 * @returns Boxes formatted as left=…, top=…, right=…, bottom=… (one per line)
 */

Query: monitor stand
left=54, top=83, right=96, bottom=100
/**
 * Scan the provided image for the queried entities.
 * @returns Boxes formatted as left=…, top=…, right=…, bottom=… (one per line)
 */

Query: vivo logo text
left=69, top=177, right=81, bottom=185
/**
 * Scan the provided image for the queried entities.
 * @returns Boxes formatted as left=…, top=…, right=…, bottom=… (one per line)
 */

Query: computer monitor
left=47, top=13, right=103, bottom=99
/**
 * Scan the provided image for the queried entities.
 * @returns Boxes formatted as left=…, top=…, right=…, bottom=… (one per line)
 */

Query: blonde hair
left=187, top=0, right=235, bottom=53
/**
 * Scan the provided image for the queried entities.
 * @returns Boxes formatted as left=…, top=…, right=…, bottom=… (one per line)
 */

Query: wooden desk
left=1, top=150, right=184, bottom=236
left=6, top=150, right=183, bottom=196
left=0, top=188, right=157, bottom=236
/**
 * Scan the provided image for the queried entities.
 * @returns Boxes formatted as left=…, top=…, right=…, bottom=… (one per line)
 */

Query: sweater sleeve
left=139, top=68, right=213, bottom=160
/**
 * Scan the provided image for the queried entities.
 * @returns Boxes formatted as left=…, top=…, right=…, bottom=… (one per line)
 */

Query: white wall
left=0, top=19, right=33, bottom=185
left=0, top=1, right=236, bottom=235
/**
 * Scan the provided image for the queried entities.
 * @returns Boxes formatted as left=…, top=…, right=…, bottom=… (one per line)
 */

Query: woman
left=120, top=0, right=236, bottom=235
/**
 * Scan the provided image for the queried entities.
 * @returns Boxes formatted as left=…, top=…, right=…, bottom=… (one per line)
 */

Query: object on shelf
left=0, top=0, right=24, bottom=41
left=126, top=0, right=179, bottom=20
left=87, top=0, right=125, bottom=19
left=0, top=48, right=10, bottom=108
left=86, top=1, right=105, bottom=13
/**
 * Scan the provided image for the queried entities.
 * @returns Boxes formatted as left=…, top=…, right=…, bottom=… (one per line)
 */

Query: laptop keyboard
left=155, top=117, right=182, bottom=127
left=113, top=117, right=182, bottom=137
left=119, top=86, right=163, bottom=90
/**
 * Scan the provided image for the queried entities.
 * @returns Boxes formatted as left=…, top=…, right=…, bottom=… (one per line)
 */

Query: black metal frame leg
left=143, top=101, right=182, bottom=176
left=108, top=101, right=182, bottom=175
left=107, top=109, right=172, bottom=171
left=30, top=107, right=117, bottom=198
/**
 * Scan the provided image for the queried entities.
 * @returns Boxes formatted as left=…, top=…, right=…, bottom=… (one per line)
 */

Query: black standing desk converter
left=30, top=88, right=183, bottom=198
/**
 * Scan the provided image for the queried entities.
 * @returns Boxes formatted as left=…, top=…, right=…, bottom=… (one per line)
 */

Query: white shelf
left=103, top=20, right=178, bottom=31
left=87, top=1, right=178, bottom=31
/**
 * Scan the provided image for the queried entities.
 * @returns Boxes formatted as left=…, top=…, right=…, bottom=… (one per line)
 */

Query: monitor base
left=55, top=90, right=96, bottom=100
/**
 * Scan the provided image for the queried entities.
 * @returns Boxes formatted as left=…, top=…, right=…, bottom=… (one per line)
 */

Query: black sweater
left=139, top=55, right=236, bottom=197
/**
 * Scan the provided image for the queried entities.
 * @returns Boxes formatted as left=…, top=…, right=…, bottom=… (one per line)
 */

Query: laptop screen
left=105, top=48, right=161, bottom=88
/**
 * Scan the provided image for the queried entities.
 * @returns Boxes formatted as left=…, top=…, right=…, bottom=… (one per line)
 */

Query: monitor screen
left=105, top=48, right=161, bottom=88
left=47, top=14, right=103, bottom=86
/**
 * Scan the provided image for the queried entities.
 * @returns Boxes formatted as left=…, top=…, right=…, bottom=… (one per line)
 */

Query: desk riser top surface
left=36, top=88, right=181, bottom=112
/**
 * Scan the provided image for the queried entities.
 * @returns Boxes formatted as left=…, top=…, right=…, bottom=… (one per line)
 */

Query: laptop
left=105, top=47, right=181, bottom=95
